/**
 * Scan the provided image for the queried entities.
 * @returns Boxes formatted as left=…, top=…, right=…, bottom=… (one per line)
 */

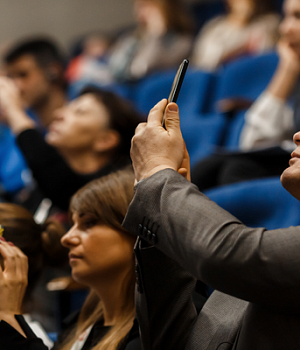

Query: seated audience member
left=191, top=0, right=280, bottom=71
left=0, top=37, right=67, bottom=207
left=191, top=0, right=300, bottom=191
left=0, top=202, right=67, bottom=348
left=108, top=0, right=194, bottom=82
left=122, top=99, right=300, bottom=349
left=3, top=36, right=67, bottom=129
left=66, top=31, right=113, bottom=87
left=0, top=168, right=140, bottom=350
left=0, top=80, right=142, bottom=212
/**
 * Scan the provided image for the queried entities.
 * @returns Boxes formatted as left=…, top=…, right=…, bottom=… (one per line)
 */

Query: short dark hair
left=80, top=86, right=144, bottom=157
left=4, top=36, right=65, bottom=69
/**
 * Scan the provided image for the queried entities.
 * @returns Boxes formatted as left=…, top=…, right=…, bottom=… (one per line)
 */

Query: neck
left=92, top=269, right=134, bottom=326
left=59, top=148, right=112, bottom=174
left=33, top=87, right=66, bottom=129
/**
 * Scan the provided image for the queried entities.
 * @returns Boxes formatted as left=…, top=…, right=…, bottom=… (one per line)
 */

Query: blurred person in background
left=0, top=168, right=141, bottom=350
left=191, top=0, right=280, bottom=71
left=0, top=202, right=67, bottom=348
left=0, top=37, right=67, bottom=211
left=3, top=36, right=67, bottom=130
left=108, top=0, right=194, bottom=82
left=191, top=0, right=300, bottom=191
left=0, top=81, right=142, bottom=212
left=66, top=31, right=113, bottom=89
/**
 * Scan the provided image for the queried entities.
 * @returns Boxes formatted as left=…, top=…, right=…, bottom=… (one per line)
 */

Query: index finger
left=147, top=99, right=168, bottom=127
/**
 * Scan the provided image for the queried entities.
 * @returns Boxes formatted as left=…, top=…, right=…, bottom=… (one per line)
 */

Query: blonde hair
left=60, top=167, right=136, bottom=350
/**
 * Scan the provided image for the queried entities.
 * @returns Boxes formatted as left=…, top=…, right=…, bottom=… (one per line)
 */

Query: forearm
left=267, top=59, right=300, bottom=100
left=5, top=107, right=35, bottom=135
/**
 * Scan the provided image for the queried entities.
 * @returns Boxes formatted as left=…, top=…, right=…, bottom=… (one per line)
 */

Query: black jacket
left=0, top=313, right=140, bottom=350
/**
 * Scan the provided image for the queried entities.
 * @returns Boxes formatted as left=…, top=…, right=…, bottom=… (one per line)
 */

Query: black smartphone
left=162, top=59, right=189, bottom=128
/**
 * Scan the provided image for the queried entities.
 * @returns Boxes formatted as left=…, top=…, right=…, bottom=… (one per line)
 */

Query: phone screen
left=162, top=59, right=189, bottom=128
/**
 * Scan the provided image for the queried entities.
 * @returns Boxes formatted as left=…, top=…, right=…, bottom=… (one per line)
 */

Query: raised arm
left=124, top=99, right=300, bottom=312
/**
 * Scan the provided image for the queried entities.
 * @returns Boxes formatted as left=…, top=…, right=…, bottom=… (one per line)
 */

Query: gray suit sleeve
left=123, top=169, right=300, bottom=312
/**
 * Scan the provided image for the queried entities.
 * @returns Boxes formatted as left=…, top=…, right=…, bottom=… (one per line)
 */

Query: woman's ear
left=93, top=130, right=120, bottom=153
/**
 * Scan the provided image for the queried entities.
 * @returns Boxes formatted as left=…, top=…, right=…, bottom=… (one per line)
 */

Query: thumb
left=164, top=103, right=180, bottom=133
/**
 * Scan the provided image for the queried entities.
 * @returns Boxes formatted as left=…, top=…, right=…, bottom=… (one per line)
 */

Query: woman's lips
left=69, top=253, right=83, bottom=261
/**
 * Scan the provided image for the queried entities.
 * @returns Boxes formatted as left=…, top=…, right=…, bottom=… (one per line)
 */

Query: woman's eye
left=83, top=220, right=97, bottom=228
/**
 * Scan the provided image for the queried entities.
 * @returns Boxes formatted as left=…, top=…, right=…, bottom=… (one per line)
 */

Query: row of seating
left=109, top=51, right=279, bottom=165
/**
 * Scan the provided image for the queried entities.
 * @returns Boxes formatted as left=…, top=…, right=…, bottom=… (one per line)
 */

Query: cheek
left=281, top=165, right=300, bottom=196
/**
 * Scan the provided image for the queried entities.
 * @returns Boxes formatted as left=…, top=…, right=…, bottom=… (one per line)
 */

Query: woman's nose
left=293, top=131, right=300, bottom=146
left=61, top=227, right=80, bottom=247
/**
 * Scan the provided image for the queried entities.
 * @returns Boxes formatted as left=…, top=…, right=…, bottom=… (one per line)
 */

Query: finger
left=147, top=99, right=168, bottom=127
left=0, top=242, right=23, bottom=274
left=180, top=142, right=191, bottom=181
left=134, top=122, right=147, bottom=135
left=178, top=168, right=188, bottom=179
left=164, top=103, right=181, bottom=134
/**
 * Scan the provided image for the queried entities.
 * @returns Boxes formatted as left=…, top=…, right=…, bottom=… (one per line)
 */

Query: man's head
left=3, top=37, right=66, bottom=109
left=281, top=131, right=300, bottom=200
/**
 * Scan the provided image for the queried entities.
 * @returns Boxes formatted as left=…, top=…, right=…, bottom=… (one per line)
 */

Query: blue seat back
left=180, top=112, right=226, bottom=166
left=215, top=52, right=279, bottom=105
left=0, top=125, right=28, bottom=193
left=133, top=68, right=218, bottom=115
left=204, top=177, right=300, bottom=229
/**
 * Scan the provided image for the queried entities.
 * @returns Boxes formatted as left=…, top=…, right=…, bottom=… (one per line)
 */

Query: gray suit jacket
left=123, top=169, right=300, bottom=350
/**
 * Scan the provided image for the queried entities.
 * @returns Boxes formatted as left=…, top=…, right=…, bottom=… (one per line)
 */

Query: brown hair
left=80, top=86, right=143, bottom=158
left=61, top=167, right=136, bottom=350
left=0, top=203, right=67, bottom=311
left=226, top=0, right=277, bottom=22
left=135, top=0, right=194, bottom=34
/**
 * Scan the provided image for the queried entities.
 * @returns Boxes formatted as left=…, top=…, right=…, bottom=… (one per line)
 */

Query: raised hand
left=131, top=99, right=186, bottom=182
left=0, top=240, right=28, bottom=337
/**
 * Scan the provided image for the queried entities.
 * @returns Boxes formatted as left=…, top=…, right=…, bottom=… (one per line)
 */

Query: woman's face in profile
left=280, top=0, right=300, bottom=56
left=46, top=93, right=110, bottom=152
left=60, top=212, right=135, bottom=288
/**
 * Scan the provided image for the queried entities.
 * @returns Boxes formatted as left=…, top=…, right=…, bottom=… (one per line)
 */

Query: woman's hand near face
left=277, top=39, right=300, bottom=74
left=0, top=240, right=28, bottom=337
left=266, top=39, right=300, bottom=101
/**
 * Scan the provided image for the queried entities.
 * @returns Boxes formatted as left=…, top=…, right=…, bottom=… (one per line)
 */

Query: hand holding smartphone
left=162, top=59, right=189, bottom=128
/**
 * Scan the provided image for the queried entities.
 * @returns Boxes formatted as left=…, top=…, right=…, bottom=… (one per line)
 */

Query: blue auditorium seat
left=215, top=52, right=279, bottom=106
left=133, top=68, right=218, bottom=115
left=204, top=177, right=300, bottom=230
left=180, top=112, right=226, bottom=166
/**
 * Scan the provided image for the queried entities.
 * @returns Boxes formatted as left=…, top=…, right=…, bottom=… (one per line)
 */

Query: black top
left=16, top=129, right=131, bottom=211
left=0, top=313, right=141, bottom=350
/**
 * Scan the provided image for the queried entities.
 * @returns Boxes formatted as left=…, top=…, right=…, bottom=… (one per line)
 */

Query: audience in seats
left=0, top=168, right=140, bottom=350
left=107, top=0, right=194, bottom=82
left=191, top=0, right=300, bottom=191
left=191, top=0, right=280, bottom=71
left=0, top=81, right=141, bottom=212
left=0, top=203, right=67, bottom=348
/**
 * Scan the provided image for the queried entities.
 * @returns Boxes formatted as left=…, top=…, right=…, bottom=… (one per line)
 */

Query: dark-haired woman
left=0, top=168, right=140, bottom=350
left=191, top=0, right=280, bottom=71
left=0, top=78, right=142, bottom=212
